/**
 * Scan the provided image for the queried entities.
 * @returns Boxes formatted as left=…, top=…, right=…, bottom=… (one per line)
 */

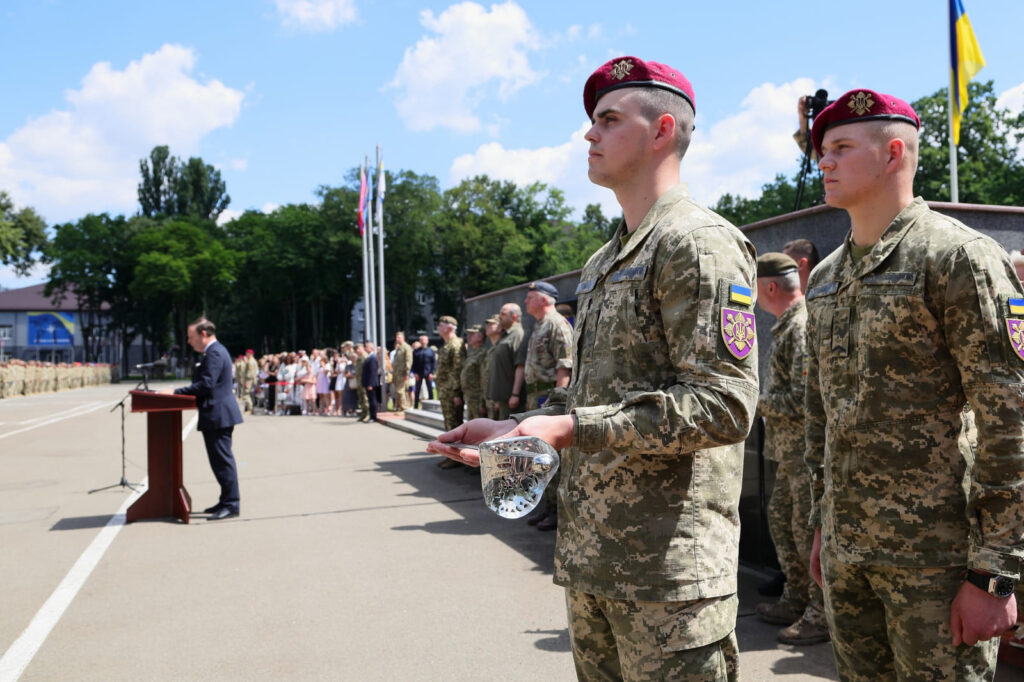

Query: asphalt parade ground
left=2, top=382, right=1023, bottom=681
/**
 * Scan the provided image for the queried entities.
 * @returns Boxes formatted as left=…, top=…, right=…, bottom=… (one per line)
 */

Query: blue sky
left=2, top=0, right=1022, bottom=288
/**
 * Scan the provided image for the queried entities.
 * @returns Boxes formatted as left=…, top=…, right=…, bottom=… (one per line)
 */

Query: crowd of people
left=0, top=360, right=112, bottom=398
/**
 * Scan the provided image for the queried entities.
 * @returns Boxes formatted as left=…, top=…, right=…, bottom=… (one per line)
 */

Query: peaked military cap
left=438, top=315, right=458, bottom=326
left=466, top=324, right=482, bottom=334
left=527, top=280, right=559, bottom=298
left=812, top=89, right=920, bottom=156
left=485, top=315, right=500, bottom=325
left=756, top=252, right=799, bottom=278
left=584, top=56, right=695, bottom=119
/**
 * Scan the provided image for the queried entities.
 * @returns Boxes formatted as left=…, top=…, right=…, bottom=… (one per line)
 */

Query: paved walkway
left=1, top=384, right=1021, bottom=681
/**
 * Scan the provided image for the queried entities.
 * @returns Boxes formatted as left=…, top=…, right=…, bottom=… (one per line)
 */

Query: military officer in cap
left=435, top=315, right=466, bottom=432
left=482, top=315, right=501, bottom=419
left=431, top=56, right=758, bottom=681
left=522, top=281, right=573, bottom=411
left=804, top=89, right=1024, bottom=679
left=460, top=324, right=488, bottom=419
left=391, top=331, right=414, bottom=412
left=488, top=304, right=525, bottom=421
left=753, top=252, right=828, bottom=645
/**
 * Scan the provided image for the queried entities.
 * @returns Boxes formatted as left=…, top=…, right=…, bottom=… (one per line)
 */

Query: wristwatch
left=966, top=569, right=1016, bottom=598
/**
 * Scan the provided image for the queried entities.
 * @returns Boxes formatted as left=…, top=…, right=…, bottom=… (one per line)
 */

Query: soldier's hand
left=508, top=395, right=520, bottom=409
left=951, top=579, right=1018, bottom=646
left=810, top=527, right=823, bottom=588
left=426, top=418, right=518, bottom=467
left=501, top=414, right=575, bottom=451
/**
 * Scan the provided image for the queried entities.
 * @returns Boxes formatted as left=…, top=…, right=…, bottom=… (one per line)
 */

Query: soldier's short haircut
left=768, top=272, right=801, bottom=293
left=783, top=238, right=820, bottom=270
left=871, top=120, right=919, bottom=171
left=503, top=302, right=522, bottom=319
left=190, top=317, right=216, bottom=336
left=633, top=88, right=694, bottom=159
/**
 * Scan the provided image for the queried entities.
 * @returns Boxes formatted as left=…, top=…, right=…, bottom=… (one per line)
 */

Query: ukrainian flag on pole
left=949, top=0, right=985, bottom=145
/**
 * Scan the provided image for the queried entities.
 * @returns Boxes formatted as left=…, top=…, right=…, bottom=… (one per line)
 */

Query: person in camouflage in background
left=482, top=315, right=500, bottom=420
left=459, top=325, right=487, bottom=420
left=752, top=252, right=828, bottom=646
left=390, top=331, right=413, bottom=412
left=431, top=56, right=759, bottom=681
left=804, top=89, right=1024, bottom=680
left=435, top=315, right=466, bottom=424
left=353, top=344, right=368, bottom=421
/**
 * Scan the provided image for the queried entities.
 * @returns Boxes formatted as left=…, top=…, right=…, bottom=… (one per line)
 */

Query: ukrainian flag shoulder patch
left=729, top=284, right=752, bottom=306
left=1009, top=297, right=1024, bottom=316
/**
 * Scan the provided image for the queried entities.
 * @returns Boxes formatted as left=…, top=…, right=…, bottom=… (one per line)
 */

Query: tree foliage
left=138, top=146, right=230, bottom=221
left=0, top=190, right=48, bottom=275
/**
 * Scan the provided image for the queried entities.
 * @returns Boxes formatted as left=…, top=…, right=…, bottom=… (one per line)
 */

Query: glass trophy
left=473, top=436, right=560, bottom=519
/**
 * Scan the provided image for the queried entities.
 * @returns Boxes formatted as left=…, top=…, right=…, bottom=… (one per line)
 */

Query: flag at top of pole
left=949, top=0, right=985, bottom=146
left=357, top=163, right=368, bottom=236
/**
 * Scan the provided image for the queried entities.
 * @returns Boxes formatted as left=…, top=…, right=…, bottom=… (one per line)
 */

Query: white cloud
left=389, top=1, right=540, bottom=133
left=261, top=202, right=280, bottom=214
left=275, top=0, right=357, bottom=31
left=685, top=77, right=824, bottom=204
left=450, top=122, right=619, bottom=219
left=216, top=209, right=243, bottom=226
left=0, top=44, right=243, bottom=224
left=449, top=77, right=827, bottom=219
left=0, top=261, right=51, bottom=291
left=997, top=82, right=1024, bottom=114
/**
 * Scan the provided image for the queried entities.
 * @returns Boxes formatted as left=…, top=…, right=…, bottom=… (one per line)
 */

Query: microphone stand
left=89, top=392, right=141, bottom=493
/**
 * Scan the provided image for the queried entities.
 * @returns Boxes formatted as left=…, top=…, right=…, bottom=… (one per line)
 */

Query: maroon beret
left=811, top=89, right=920, bottom=156
left=583, top=56, right=695, bottom=120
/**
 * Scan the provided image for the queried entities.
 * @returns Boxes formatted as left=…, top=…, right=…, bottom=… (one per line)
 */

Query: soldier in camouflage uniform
left=804, top=90, right=1024, bottom=680
left=353, top=344, right=368, bottom=420
left=752, top=253, right=828, bottom=645
left=432, top=57, right=759, bottom=681
left=391, top=332, right=413, bottom=412
left=435, top=316, right=466, bottom=432
left=0, top=360, right=7, bottom=399
left=459, top=325, right=488, bottom=420
left=482, top=315, right=500, bottom=419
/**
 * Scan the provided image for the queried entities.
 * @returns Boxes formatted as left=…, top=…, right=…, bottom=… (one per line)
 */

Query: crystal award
left=477, top=436, right=560, bottom=519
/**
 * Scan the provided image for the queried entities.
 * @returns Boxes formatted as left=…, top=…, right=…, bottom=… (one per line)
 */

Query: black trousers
left=366, top=385, right=379, bottom=421
left=202, top=426, right=240, bottom=511
left=414, top=374, right=433, bottom=408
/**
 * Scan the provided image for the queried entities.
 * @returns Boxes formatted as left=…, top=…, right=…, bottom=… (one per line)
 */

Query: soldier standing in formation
left=753, top=252, right=828, bottom=646
left=482, top=315, right=500, bottom=420
left=782, top=238, right=819, bottom=295
left=411, top=334, right=436, bottom=409
left=805, top=89, right=1024, bottom=679
left=432, top=56, right=759, bottom=680
left=487, top=303, right=524, bottom=421
left=435, top=315, right=466, bottom=426
left=459, top=324, right=488, bottom=419
left=390, top=331, right=413, bottom=412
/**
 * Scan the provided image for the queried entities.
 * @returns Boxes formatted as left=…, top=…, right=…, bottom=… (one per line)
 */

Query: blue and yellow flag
left=949, top=0, right=985, bottom=145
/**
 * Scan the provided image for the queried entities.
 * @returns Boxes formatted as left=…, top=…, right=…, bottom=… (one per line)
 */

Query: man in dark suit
left=411, top=334, right=436, bottom=409
left=361, top=341, right=380, bottom=423
left=170, top=318, right=243, bottom=520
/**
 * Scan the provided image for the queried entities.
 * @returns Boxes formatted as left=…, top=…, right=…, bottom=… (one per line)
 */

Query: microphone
left=136, top=359, right=168, bottom=369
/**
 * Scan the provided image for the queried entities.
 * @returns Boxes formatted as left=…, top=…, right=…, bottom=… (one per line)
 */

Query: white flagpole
left=365, top=156, right=378, bottom=348
left=359, top=161, right=371, bottom=343
left=948, top=74, right=960, bottom=203
left=375, top=145, right=387, bottom=398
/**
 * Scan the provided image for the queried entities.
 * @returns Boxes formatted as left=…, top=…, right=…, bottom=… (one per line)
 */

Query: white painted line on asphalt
left=0, top=401, right=110, bottom=441
left=17, top=402, right=105, bottom=426
left=0, top=413, right=199, bottom=682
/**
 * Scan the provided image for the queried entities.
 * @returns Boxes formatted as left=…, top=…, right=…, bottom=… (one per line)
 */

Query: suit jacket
left=174, top=340, right=244, bottom=432
left=362, top=353, right=380, bottom=389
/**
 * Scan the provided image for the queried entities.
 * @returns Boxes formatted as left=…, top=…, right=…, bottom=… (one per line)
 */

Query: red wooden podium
left=127, top=390, right=197, bottom=524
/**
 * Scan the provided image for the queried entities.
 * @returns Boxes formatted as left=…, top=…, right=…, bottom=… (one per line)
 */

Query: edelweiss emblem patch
left=848, top=91, right=875, bottom=116
left=611, top=59, right=634, bottom=80
left=1008, top=319, right=1024, bottom=361
left=722, top=308, right=756, bottom=360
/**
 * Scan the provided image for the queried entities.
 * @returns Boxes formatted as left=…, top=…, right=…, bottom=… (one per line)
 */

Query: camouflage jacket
left=524, top=309, right=573, bottom=386
left=392, top=342, right=413, bottom=377
left=757, top=298, right=807, bottom=464
left=460, top=345, right=486, bottom=403
left=436, top=336, right=465, bottom=398
left=523, top=184, right=759, bottom=602
left=804, top=198, right=1024, bottom=574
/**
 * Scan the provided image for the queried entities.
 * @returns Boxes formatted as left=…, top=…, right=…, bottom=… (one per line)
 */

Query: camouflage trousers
left=391, top=380, right=408, bottom=410
left=439, top=392, right=464, bottom=432
left=491, top=400, right=510, bottom=421
left=465, top=392, right=486, bottom=420
left=767, top=454, right=823, bottom=611
left=821, top=549, right=997, bottom=681
left=356, top=387, right=368, bottom=416
left=566, top=588, right=738, bottom=682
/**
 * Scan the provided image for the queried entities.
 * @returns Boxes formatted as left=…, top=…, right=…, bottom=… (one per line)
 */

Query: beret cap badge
left=848, top=91, right=875, bottom=116
left=610, top=59, right=634, bottom=80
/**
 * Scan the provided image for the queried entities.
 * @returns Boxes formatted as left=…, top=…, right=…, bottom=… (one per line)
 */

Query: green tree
left=546, top=203, right=616, bottom=274
left=138, top=146, right=231, bottom=220
left=913, top=80, right=1024, bottom=205
left=713, top=173, right=820, bottom=227
left=0, top=190, right=48, bottom=275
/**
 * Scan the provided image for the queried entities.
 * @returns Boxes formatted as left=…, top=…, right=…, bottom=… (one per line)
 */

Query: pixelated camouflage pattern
left=521, top=184, right=759, bottom=602
left=436, top=335, right=466, bottom=431
left=392, top=341, right=413, bottom=377
left=566, top=588, right=738, bottom=681
left=482, top=345, right=494, bottom=416
left=524, top=309, right=573, bottom=384
left=460, top=345, right=487, bottom=418
left=822, top=548, right=997, bottom=680
left=804, top=199, right=1024, bottom=575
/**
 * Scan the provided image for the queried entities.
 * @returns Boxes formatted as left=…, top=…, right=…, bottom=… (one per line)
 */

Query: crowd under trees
left=0, top=81, right=1020, bottom=367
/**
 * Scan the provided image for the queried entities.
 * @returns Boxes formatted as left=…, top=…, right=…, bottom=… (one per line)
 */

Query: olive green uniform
left=487, top=323, right=523, bottom=420
left=391, top=341, right=413, bottom=411
left=460, top=345, right=487, bottom=419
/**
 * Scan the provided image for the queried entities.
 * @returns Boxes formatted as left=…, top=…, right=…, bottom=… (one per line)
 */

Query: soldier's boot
left=777, top=604, right=830, bottom=646
left=755, top=590, right=805, bottom=626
